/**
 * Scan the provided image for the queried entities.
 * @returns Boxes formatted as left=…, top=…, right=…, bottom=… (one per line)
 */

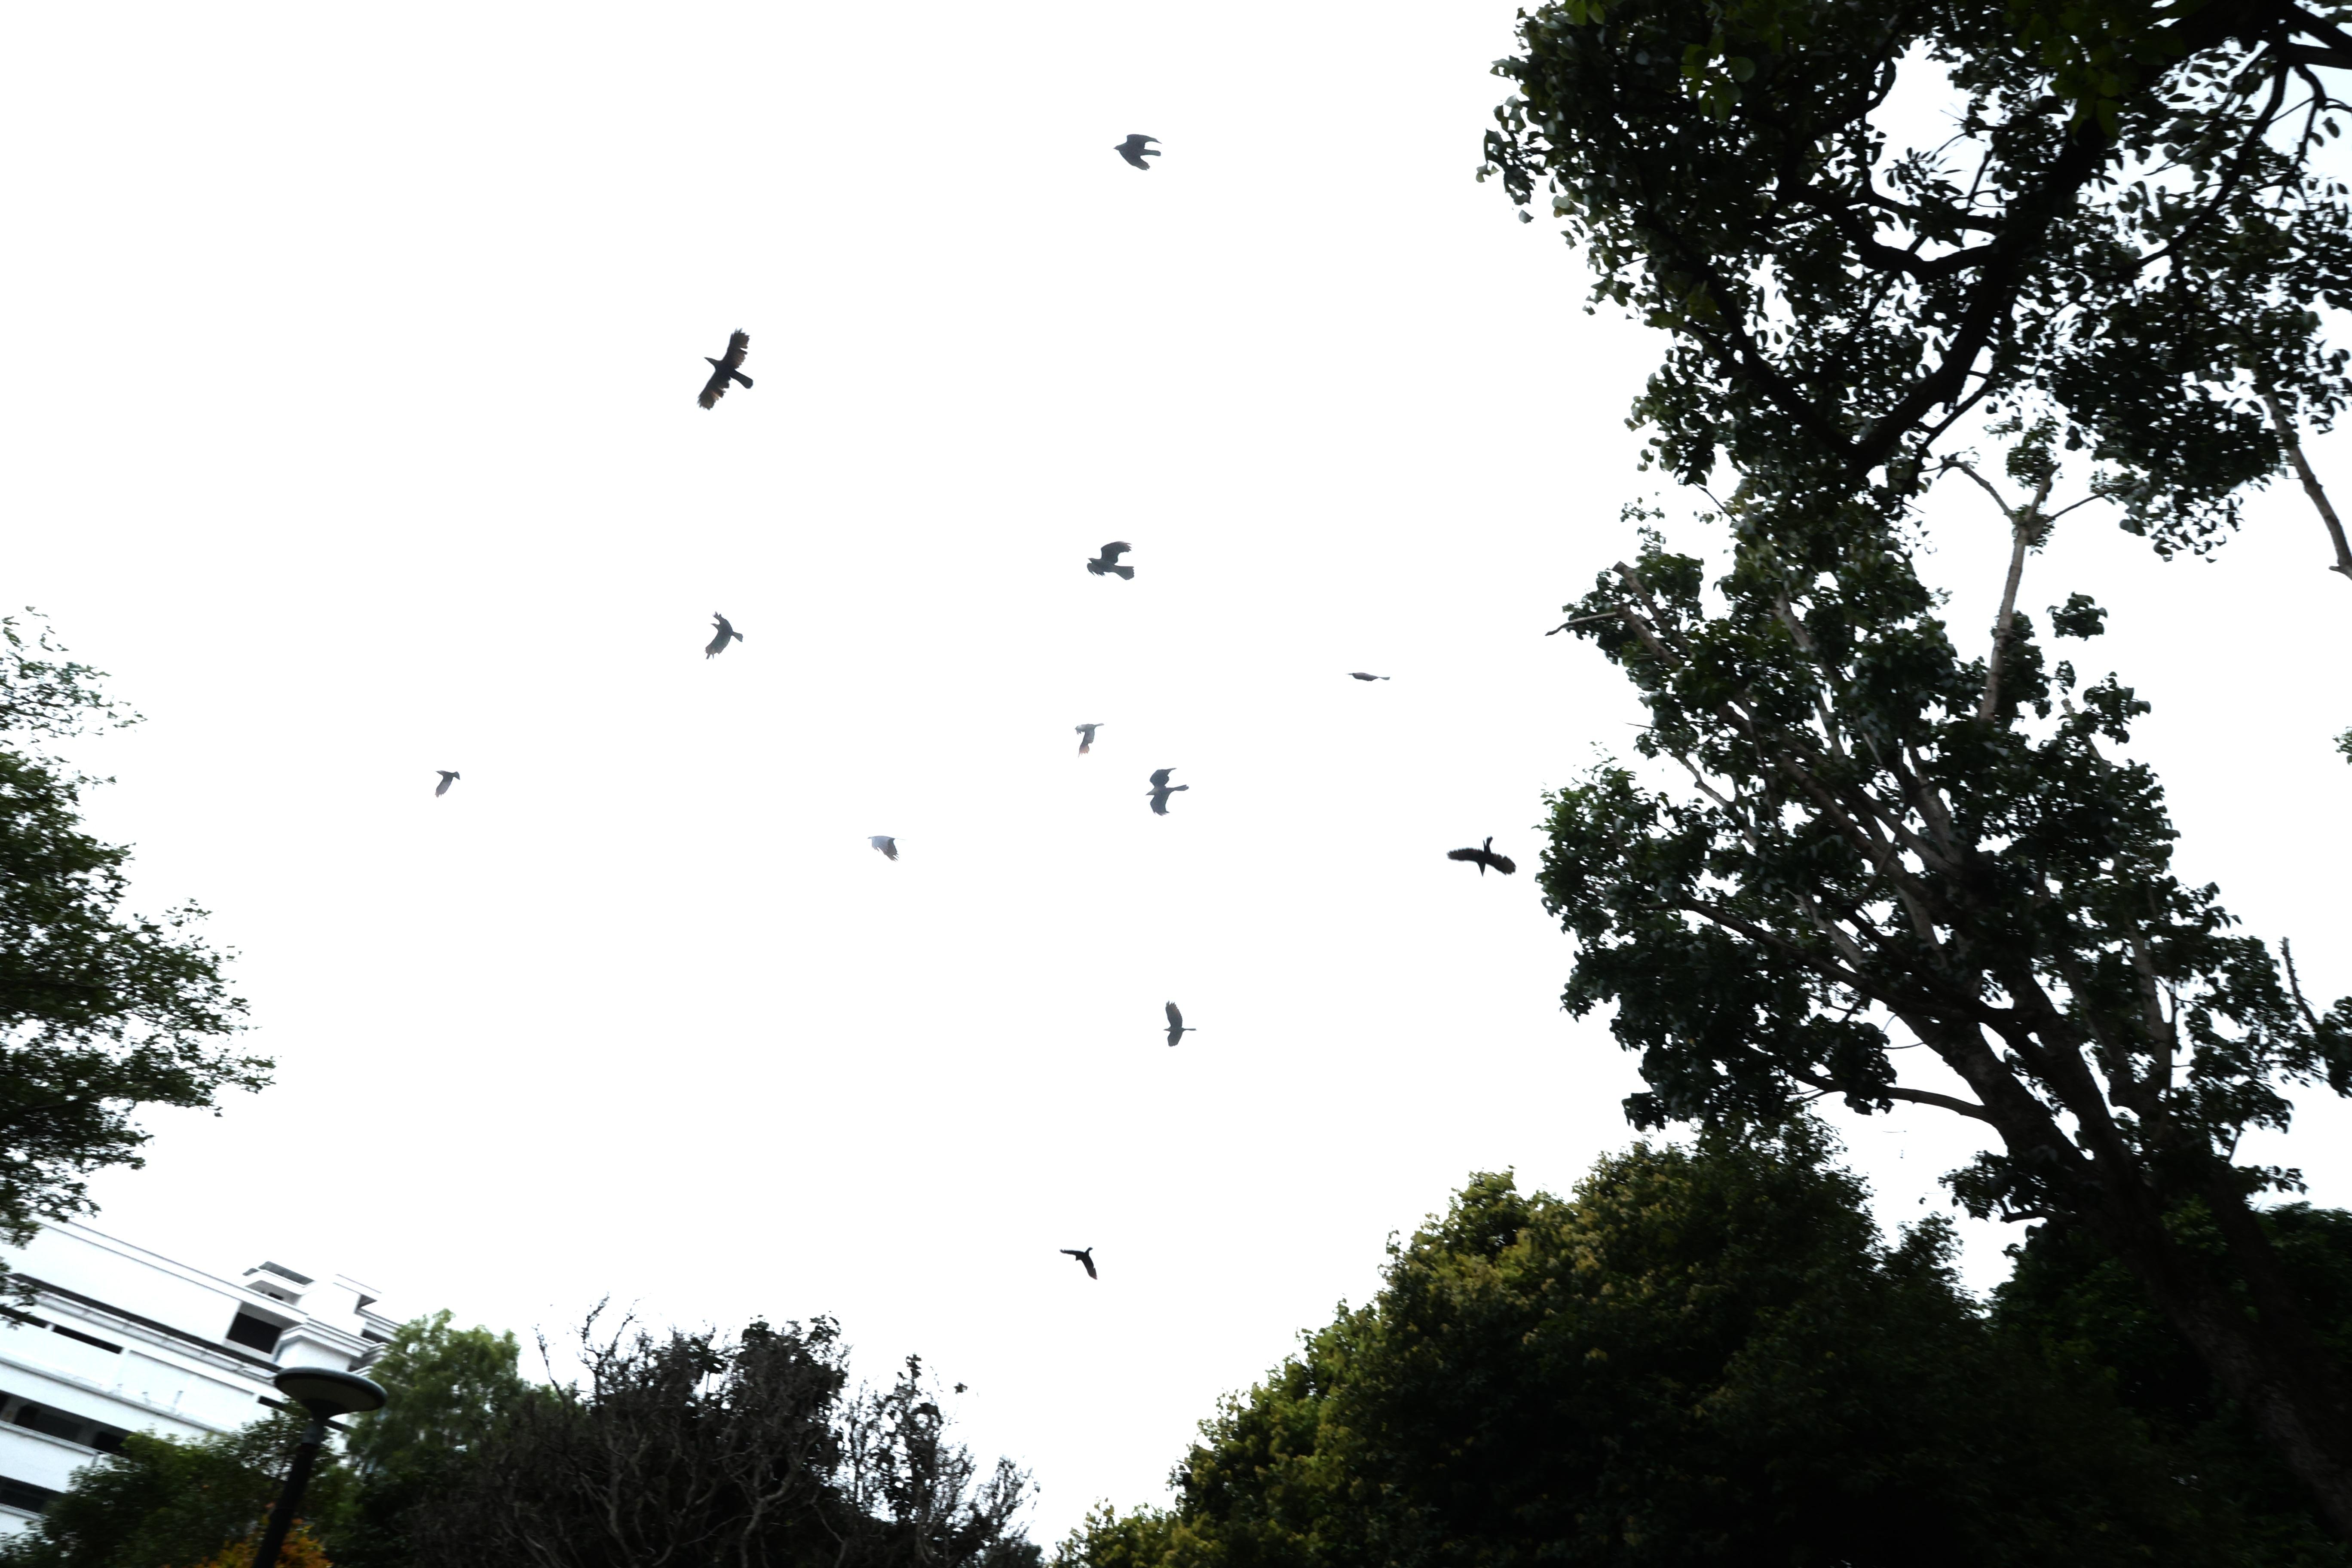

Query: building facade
left=0, top=1220, right=398, bottom=1533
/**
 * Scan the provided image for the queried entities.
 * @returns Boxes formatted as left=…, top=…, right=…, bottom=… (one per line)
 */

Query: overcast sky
left=4, top=0, right=2349, bottom=1544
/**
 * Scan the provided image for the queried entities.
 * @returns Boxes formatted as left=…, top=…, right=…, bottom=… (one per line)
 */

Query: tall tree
left=1537, top=463, right=2352, bottom=1528
left=1481, top=0, right=2352, bottom=577
left=1058, top=1129, right=2219, bottom=1568
left=0, top=614, right=266, bottom=1288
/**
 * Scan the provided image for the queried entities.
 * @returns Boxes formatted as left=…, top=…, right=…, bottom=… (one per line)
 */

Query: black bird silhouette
left=1147, top=768, right=1188, bottom=815
left=1349, top=672, right=1390, bottom=682
left=698, top=331, right=753, bottom=409
left=1164, top=1001, right=1196, bottom=1047
left=1060, top=1247, right=1098, bottom=1280
left=1114, top=135, right=1159, bottom=170
left=1087, top=542, right=1135, bottom=579
left=1447, top=836, right=1517, bottom=876
left=706, top=613, right=743, bottom=658
left=434, top=770, right=460, bottom=796
left=1075, top=723, right=1102, bottom=754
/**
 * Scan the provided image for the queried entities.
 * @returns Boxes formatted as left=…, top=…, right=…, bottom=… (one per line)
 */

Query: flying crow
left=434, top=771, right=460, bottom=796
left=706, top=613, right=743, bottom=658
left=1114, top=135, right=1159, bottom=170
left=1060, top=1247, right=1098, bottom=1280
left=1087, top=542, right=1134, bottom=579
left=698, top=331, right=753, bottom=409
left=870, top=836, right=898, bottom=861
left=1348, top=672, right=1390, bottom=681
left=1075, top=723, right=1102, bottom=754
left=1447, top=836, right=1517, bottom=876
left=1147, top=768, right=1188, bottom=815
left=1164, top=1001, right=1195, bottom=1047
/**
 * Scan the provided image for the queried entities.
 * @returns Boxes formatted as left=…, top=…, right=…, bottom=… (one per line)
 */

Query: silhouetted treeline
left=412, top=1312, right=1035, bottom=1568
left=2, top=1311, right=1038, bottom=1568
left=1056, top=1125, right=2352, bottom=1568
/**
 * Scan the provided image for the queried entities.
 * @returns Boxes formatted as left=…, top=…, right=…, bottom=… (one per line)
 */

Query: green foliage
left=2049, top=591, right=2109, bottom=639
left=322, top=1311, right=534, bottom=1568
left=1481, top=0, right=2352, bottom=558
left=1996, top=1203, right=2352, bottom=1565
left=1056, top=1130, right=2211, bottom=1568
left=0, top=1412, right=347, bottom=1568
left=1541, top=514, right=2346, bottom=1182
left=0, top=614, right=267, bottom=1284
left=1535, top=484, right=2352, bottom=1524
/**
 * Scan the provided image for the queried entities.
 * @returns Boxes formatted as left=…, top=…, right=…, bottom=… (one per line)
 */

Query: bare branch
left=2260, top=388, right=2352, bottom=582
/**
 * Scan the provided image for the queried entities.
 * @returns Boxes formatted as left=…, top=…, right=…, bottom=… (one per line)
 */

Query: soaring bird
left=706, top=613, right=743, bottom=658
left=1447, top=836, right=1518, bottom=876
left=1075, top=723, right=1102, bottom=754
left=870, top=836, right=898, bottom=861
left=1114, top=135, right=1159, bottom=170
left=1086, top=542, right=1134, bottom=579
left=1060, top=1247, right=1098, bottom=1280
left=1349, top=672, right=1390, bottom=682
left=434, top=770, right=460, bottom=796
left=698, top=331, right=753, bottom=409
left=1147, top=768, right=1188, bottom=815
left=1164, top=1001, right=1196, bottom=1047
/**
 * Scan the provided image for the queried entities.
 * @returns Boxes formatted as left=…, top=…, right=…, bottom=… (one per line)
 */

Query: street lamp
left=250, top=1366, right=386, bottom=1568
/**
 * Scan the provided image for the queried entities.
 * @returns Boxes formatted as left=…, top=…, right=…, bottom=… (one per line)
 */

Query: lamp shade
left=273, top=1366, right=387, bottom=1418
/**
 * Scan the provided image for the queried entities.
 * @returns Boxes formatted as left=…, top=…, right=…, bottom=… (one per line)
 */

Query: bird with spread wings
left=706, top=614, right=743, bottom=658
left=1447, top=837, right=1517, bottom=876
left=698, top=331, right=753, bottom=409
left=1147, top=768, right=1188, bottom=816
left=1060, top=1247, right=1098, bottom=1280
left=1087, top=542, right=1134, bottom=580
left=1164, top=1001, right=1196, bottom=1048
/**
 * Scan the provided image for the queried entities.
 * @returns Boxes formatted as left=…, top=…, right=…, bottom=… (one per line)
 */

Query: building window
left=11, top=1404, right=76, bottom=1440
left=225, top=1311, right=282, bottom=1354
left=0, top=1476, right=58, bottom=1514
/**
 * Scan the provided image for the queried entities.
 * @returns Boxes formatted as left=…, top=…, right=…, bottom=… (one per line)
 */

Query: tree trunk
left=2261, top=390, right=2352, bottom=582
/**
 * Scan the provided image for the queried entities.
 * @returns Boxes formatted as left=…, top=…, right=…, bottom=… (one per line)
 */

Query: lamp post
left=251, top=1366, right=386, bottom=1568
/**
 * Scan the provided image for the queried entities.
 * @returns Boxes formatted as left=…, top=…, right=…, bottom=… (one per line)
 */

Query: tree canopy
left=1482, top=0, right=2352, bottom=567
left=0, top=613, right=265, bottom=1289
left=413, top=1311, right=1036, bottom=1568
left=1997, top=1200, right=2352, bottom=1566
left=1057, top=1128, right=2226, bottom=1568
left=1535, top=470, right=2352, bottom=1527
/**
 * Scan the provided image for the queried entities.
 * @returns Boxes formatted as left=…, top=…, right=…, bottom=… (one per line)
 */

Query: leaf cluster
left=1482, top=0, right=2352, bottom=554
left=0, top=615, right=265, bottom=1293
left=1540, top=509, right=2352, bottom=1225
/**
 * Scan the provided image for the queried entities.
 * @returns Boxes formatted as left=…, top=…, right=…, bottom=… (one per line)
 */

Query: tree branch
left=2260, top=388, right=2352, bottom=580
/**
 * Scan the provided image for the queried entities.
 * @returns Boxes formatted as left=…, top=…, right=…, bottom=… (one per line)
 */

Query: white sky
left=4, top=0, right=2349, bottom=1545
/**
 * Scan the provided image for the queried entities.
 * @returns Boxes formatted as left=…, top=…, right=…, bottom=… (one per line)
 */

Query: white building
left=0, top=1220, right=398, bottom=1533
